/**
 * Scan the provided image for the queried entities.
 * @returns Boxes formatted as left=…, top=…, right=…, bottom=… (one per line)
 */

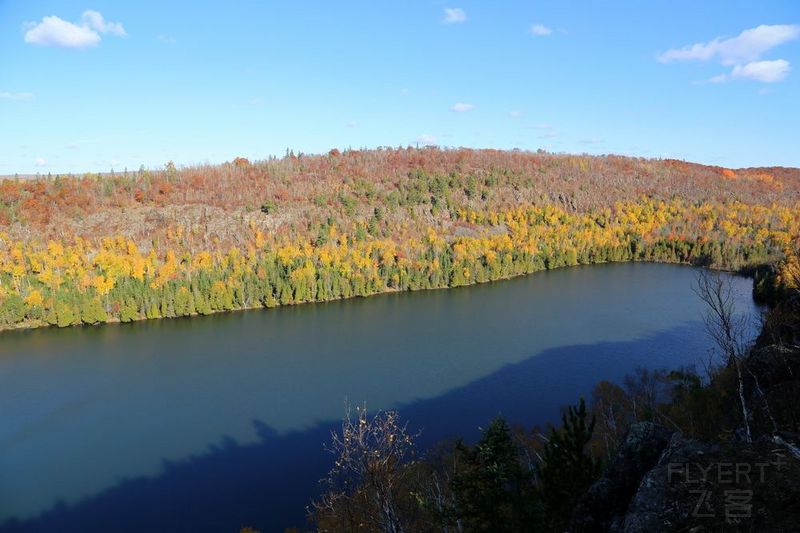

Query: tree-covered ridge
left=1, top=148, right=798, bottom=329
left=0, top=193, right=798, bottom=329
left=1, top=148, right=798, bottom=249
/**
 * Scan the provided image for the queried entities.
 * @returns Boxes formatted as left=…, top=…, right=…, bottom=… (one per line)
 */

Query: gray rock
left=619, top=433, right=800, bottom=532
left=570, top=422, right=673, bottom=532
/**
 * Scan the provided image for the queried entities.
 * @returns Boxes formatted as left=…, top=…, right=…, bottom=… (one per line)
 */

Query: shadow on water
left=1, top=323, right=709, bottom=533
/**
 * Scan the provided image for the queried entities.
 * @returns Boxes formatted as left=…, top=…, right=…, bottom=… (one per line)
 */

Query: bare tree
left=694, top=270, right=754, bottom=442
left=312, top=403, right=417, bottom=533
left=694, top=270, right=750, bottom=364
left=412, top=464, right=464, bottom=533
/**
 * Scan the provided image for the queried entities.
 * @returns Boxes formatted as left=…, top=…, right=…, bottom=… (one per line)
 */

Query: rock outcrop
left=618, top=432, right=800, bottom=532
left=573, top=429, right=800, bottom=532
left=571, top=422, right=673, bottom=532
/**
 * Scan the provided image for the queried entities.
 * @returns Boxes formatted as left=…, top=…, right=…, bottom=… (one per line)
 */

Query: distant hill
left=1, top=148, right=798, bottom=247
left=0, top=147, right=797, bottom=331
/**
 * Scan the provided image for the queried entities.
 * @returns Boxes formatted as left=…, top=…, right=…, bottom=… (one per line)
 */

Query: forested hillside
left=1, top=148, right=798, bottom=330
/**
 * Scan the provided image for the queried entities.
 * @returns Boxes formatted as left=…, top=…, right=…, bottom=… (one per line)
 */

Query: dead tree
left=694, top=269, right=753, bottom=442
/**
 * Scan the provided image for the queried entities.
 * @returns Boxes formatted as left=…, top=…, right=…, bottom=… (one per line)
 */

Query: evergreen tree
left=537, top=398, right=602, bottom=530
left=448, top=418, right=541, bottom=532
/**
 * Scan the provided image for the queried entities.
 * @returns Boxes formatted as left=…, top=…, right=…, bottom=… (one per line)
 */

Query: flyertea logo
left=666, top=452, right=787, bottom=525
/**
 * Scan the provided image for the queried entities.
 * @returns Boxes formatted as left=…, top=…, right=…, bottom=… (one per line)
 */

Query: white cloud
left=578, top=137, right=603, bottom=145
left=65, top=143, right=80, bottom=150
left=530, top=24, right=552, bottom=37
left=24, top=16, right=100, bottom=48
left=658, top=24, right=799, bottom=65
left=442, top=8, right=466, bottom=24
left=34, top=157, right=47, bottom=167
left=707, top=59, right=791, bottom=84
left=509, top=110, right=522, bottom=118
left=416, top=134, right=437, bottom=146
left=732, top=59, right=791, bottom=82
left=156, top=34, right=176, bottom=44
left=345, top=121, right=357, bottom=128
left=659, top=24, right=799, bottom=84
left=451, top=102, right=475, bottom=112
left=0, top=92, right=34, bottom=101
left=81, top=10, right=126, bottom=37
left=23, top=10, right=126, bottom=49
left=533, top=122, right=551, bottom=129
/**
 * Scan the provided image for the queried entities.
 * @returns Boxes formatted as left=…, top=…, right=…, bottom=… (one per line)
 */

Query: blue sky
left=1, top=1, right=798, bottom=174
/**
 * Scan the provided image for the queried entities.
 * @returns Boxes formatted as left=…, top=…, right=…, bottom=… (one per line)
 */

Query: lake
left=0, top=263, right=760, bottom=532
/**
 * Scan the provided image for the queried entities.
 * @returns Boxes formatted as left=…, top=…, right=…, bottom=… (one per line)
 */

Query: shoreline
left=0, top=258, right=754, bottom=335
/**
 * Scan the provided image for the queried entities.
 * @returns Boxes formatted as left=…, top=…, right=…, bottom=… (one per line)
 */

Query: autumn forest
left=1, top=147, right=798, bottom=330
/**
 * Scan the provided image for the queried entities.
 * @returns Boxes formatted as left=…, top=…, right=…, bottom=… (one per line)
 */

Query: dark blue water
left=0, top=263, right=759, bottom=532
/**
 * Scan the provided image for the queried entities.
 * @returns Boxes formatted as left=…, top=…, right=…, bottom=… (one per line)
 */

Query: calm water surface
left=0, top=263, right=759, bottom=532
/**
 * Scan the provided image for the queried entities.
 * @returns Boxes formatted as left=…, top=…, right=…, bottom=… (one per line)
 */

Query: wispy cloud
left=345, top=121, right=358, bottom=128
left=578, top=137, right=603, bottom=145
left=0, top=92, right=34, bottom=101
left=659, top=24, right=799, bottom=84
left=442, top=8, right=466, bottom=24
left=156, top=34, right=176, bottom=44
left=416, top=134, right=437, bottom=146
left=82, top=10, right=126, bottom=37
left=451, top=102, right=475, bottom=112
left=658, top=24, right=799, bottom=65
left=710, top=59, right=791, bottom=84
left=34, top=157, right=47, bottom=167
left=509, top=110, right=522, bottom=118
left=530, top=24, right=552, bottom=37
left=24, top=10, right=126, bottom=49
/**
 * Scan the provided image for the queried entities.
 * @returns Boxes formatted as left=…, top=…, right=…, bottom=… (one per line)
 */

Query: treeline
left=1, top=148, right=798, bottom=331
left=0, top=198, right=797, bottom=330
